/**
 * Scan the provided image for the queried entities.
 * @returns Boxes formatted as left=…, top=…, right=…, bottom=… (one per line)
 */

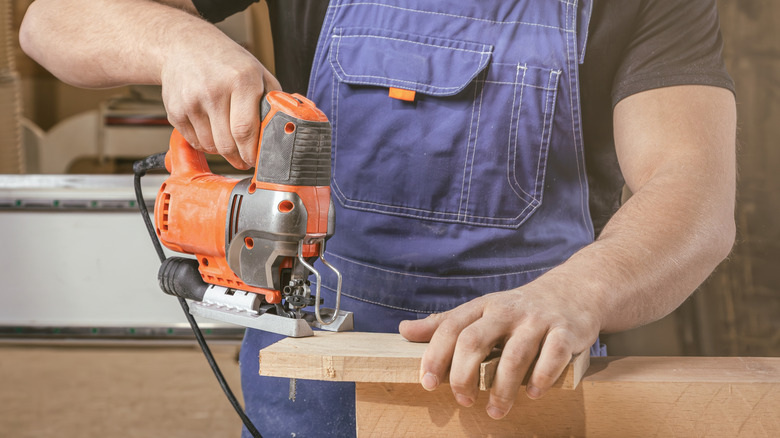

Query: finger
left=165, top=100, right=202, bottom=151
left=188, top=110, right=218, bottom=155
left=526, top=328, right=573, bottom=400
left=171, top=116, right=199, bottom=149
left=263, top=69, right=282, bottom=93
left=209, top=99, right=249, bottom=170
left=448, top=317, right=508, bottom=407
left=419, top=304, right=483, bottom=391
left=229, top=89, right=261, bottom=168
left=399, top=314, right=441, bottom=343
left=485, top=327, right=545, bottom=419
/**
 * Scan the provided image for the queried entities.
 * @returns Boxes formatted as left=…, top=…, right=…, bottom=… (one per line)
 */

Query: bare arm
left=583, top=85, right=736, bottom=332
left=399, top=85, right=737, bottom=418
left=19, top=0, right=280, bottom=168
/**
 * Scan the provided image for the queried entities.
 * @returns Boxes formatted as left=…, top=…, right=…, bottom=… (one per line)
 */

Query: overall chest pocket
left=328, top=27, right=561, bottom=229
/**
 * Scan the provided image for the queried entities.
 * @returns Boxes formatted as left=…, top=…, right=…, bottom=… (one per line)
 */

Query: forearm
left=542, top=86, right=737, bottom=333
left=545, top=172, right=734, bottom=333
left=22, top=0, right=280, bottom=169
left=20, top=0, right=225, bottom=88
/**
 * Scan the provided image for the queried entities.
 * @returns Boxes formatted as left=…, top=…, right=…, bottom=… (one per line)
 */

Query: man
left=21, top=0, right=736, bottom=436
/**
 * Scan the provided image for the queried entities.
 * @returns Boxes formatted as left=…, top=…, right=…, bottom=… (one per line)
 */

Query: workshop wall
left=693, top=0, right=780, bottom=356
left=603, top=0, right=780, bottom=357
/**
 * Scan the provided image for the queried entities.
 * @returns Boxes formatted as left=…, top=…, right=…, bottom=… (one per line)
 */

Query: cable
left=133, top=155, right=263, bottom=438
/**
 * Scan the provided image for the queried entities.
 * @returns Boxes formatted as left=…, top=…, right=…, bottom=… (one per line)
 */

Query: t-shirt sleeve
left=612, top=0, right=735, bottom=107
left=192, top=0, right=258, bottom=23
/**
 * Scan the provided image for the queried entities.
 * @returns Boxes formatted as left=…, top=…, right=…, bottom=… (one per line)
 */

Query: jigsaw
left=149, top=91, right=352, bottom=337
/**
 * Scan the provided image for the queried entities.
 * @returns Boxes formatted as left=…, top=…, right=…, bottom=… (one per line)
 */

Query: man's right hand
left=20, top=0, right=281, bottom=169
left=160, top=36, right=281, bottom=169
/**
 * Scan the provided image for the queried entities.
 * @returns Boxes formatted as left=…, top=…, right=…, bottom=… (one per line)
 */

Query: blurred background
left=1, top=1, right=275, bottom=436
left=0, top=0, right=778, bottom=436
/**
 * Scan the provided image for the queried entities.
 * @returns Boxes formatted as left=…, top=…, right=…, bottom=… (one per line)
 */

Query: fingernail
left=454, top=394, right=474, bottom=407
left=526, top=385, right=542, bottom=399
left=486, top=404, right=506, bottom=419
left=421, top=372, right=439, bottom=391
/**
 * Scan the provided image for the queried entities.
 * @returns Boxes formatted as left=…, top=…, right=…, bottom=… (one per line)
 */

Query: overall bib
left=241, top=1, right=599, bottom=436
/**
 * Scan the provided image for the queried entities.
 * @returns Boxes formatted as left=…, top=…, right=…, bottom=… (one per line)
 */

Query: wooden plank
left=356, top=356, right=780, bottom=437
left=259, top=332, right=426, bottom=384
left=478, top=350, right=589, bottom=391
left=258, top=331, right=589, bottom=390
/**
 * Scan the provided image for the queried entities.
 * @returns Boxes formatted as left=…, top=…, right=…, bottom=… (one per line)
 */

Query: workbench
left=259, top=332, right=780, bottom=437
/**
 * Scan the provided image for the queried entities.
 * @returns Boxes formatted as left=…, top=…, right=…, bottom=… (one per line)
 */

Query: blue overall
left=240, top=1, right=602, bottom=436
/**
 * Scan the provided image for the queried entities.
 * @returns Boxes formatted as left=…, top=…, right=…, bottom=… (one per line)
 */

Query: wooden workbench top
left=258, top=332, right=780, bottom=437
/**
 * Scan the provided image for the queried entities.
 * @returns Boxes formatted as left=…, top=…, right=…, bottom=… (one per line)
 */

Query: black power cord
left=133, top=154, right=263, bottom=438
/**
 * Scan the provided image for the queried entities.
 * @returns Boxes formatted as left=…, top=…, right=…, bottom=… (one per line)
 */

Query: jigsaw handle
left=252, top=91, right=332, bottom=188
left=164, top=91, right=329, bottom=185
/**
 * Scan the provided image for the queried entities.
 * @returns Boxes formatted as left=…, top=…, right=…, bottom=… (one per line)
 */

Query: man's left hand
left=399, top=277, right=602, bottom=420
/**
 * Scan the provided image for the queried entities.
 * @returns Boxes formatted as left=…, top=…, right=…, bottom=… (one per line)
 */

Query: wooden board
left=356, top=356, right=780, bottom=437
left=258, top=331, right=589, bottom=390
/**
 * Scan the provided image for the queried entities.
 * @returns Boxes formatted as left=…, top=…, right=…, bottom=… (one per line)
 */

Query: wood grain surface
left=258, top=331, right=589, bottom=390
left=356, top=356, right=780, bottom=437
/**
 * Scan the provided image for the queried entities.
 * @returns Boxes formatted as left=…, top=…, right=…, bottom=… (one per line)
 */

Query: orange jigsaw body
left=154, top=92, right=333, bottom=305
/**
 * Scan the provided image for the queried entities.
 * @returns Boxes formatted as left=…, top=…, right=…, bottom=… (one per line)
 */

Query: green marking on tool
left=53, top=200, right=60, bottom=207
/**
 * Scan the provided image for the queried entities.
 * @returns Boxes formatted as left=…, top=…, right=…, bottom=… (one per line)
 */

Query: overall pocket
left=328, top=27, right=560, bottom=229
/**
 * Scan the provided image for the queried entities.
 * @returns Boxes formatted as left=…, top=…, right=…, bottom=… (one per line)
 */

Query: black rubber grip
left=158, top=257, right=209, bottom=302
left=133, top=152, right=167, bottom=176
left=256, top=106, right=332, bottom=186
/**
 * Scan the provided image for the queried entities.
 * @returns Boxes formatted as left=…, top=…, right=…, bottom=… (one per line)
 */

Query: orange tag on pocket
left=388, top=87, right=416, bottom=102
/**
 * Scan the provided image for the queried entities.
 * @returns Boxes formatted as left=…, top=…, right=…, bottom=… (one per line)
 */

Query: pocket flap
left=329, top=27, right=493, bottom=97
